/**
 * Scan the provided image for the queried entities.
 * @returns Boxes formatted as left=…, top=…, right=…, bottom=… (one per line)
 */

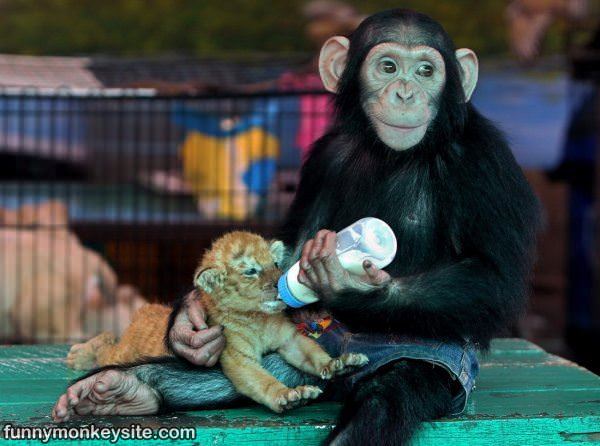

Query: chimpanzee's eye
left=379, top=59, right=397, bottom=74
left=244, top=268, right=258, bottom=276
left=416, top=64, right=434, bottom=77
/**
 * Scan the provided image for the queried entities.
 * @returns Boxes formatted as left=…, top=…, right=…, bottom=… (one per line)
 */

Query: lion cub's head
left=194, top=231, right=286, bottom=314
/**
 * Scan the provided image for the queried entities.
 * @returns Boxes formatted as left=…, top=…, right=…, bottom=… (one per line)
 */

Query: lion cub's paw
left=66, top=332, right=115, bottom=370
left=66, top=343, right=98, bottom=370
left=269, top=385, right=323, bottom=413
left=320, top=353, right=369, bottom=379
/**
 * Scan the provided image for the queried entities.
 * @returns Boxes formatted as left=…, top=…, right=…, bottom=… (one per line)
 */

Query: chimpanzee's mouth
left=377, top=119, right=426, bottom=131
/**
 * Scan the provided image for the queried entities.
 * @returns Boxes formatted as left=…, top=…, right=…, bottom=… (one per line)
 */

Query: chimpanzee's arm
left=164, top=292, right=189, bottom=352
left=327, top=146, right=541, bottom=348
left=328, top=257, right=520, bottom=347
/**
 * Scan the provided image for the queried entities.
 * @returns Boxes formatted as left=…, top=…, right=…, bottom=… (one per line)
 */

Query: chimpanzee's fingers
left=190, top=337, right=226, bottom=366
left=363, top=260, right=392, bottom=285
left=297, top=268, right=314, bottom=289
left=315, top=231, right=340, bottom=286
left=301, top=239, right=314, bottom=270
left=205, top=354, right=220, bottom=368
left=176, top=335, right=223, bottom=366
left=319, top=231, right=349, bottom=289
left=304, top=264, right=321, bottom=288
left=300, top=239, right=321, bottom=286
left=205, top=337, right=226, bottom=367
left=188, top=298, right=208, bottom=330
left=312, top=265, right=330, bottom=289
left=177, top=345, right=207, bottom=365
left=172, top=324, right=195, bottom=346
left=310, top=230, right=334, bottom=286
left=310, top=230, right=330, bottom=260
left=190, top=325, right=224, bottom=348
left=320, top=232, right=341, bottom=266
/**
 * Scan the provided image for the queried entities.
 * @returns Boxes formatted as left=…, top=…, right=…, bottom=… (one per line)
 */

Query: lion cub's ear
left=194, top=267, right=225, bottom=293
left=269, top=240, right=285, bottom=265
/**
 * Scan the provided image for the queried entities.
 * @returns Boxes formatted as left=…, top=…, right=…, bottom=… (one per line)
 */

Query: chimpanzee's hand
left=168, top=291, right=225, bottom=366
left=297, top=230, right=391, bottom=303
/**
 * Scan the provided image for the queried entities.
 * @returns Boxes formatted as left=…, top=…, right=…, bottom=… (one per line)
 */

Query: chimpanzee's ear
left=455, top=48, right=479, bottom=102
left=269, top=240, right=285, bottom=265
left=194, top=267, right=225, bottom=293
left=319, top=36, right=350, bottom=93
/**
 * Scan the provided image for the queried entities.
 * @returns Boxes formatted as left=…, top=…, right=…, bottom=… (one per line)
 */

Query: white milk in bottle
left=277, top=217, right=397, bottom=308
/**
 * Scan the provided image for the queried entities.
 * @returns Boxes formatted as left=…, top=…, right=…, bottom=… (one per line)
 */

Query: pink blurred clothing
left=278, top=71, right=332, bottom=160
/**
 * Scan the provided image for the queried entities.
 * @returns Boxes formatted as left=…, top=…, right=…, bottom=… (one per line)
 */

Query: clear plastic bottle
left=277, top=217, right=397, bottom=308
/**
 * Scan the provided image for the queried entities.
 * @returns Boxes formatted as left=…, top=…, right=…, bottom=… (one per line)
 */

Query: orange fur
left=67, top=304, right=171, bottom=370
left=67, top=231, right=368, bottom=412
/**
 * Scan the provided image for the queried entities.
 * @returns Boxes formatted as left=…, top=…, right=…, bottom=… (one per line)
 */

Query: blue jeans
left=315, top=324, right=479, bottom=415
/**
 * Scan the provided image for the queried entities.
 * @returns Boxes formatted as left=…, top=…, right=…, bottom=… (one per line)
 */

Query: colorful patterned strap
left=295, top=315, right=340, bottom=339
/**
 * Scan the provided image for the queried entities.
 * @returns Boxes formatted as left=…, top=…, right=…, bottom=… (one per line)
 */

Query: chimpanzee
left=52, top=9, right=540, bottom=446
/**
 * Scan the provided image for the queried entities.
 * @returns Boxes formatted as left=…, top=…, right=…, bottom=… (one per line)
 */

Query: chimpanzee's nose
left=395, top=86, right=414, bottom=102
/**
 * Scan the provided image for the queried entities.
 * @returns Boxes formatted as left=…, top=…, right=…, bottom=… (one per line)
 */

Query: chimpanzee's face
left=318, top=35, right=478, bottom=152
left=359, top=43, right=446, bottom=151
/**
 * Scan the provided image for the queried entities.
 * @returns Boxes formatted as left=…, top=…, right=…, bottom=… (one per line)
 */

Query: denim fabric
left=315, top=324, right=479, bottom=415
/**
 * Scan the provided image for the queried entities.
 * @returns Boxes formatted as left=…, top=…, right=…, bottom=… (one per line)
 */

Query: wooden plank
left=0, top=340, right=599, bottom=446
left=2, top=357, right=596, bottom=399
left=0, top=345, right=70, bottom=360
left=476, top=363, right=600, bottom=393
left=479, top=349, right=549, bottom=366
left=0, top=359, right=82, bottom=381
left=487, top=338, right=545, bottom=353
left=412, top=417, right=600, bottom=446
left=464, top=388, right=600, bottom=418
left=0, top=380, right=71, bottom=405
left=1, top=400, right=599, bottom=445
left=3, top=387, right=599, bottom=423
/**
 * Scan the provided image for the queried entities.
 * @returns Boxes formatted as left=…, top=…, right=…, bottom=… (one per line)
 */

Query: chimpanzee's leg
left=324, top=360, right=454, bottom=446
left=138, top=354, right=323, bottom=411
left=52, top=354, right=322, bottom=422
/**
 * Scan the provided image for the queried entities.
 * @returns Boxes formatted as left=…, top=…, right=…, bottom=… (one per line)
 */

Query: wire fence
left=0, top=88, right=331, bottom=343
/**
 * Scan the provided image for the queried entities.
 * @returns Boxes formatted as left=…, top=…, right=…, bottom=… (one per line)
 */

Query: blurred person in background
left=508, top=0, right=600, bottom=371
left=506, top=0, right=589, bottom=63
left=246, top=1, right=365, bottom=159
left=279, top=1, right=364, bottom=158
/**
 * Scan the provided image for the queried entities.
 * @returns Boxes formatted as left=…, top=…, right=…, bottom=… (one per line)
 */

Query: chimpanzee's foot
left=52, top=369, right=160, bottom=422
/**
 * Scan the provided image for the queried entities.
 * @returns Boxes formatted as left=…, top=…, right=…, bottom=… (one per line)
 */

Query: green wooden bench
left=0, top=339, right=599, bottom=445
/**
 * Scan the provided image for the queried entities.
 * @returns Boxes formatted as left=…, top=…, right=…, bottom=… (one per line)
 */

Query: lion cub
left=66, top=303, right=171, bottom=370
left=67, top=231, right=368, bottom=412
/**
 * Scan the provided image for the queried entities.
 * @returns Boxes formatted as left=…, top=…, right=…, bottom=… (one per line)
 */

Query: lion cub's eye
left=243, top=268, right=258, bottom=276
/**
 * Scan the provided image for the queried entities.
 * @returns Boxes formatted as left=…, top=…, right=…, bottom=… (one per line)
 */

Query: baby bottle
left=277, top=217, right=397, bottom=308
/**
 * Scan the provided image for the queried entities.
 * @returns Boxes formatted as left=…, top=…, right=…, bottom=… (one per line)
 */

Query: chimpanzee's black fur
left=280, top=9, right=541, bottom=445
